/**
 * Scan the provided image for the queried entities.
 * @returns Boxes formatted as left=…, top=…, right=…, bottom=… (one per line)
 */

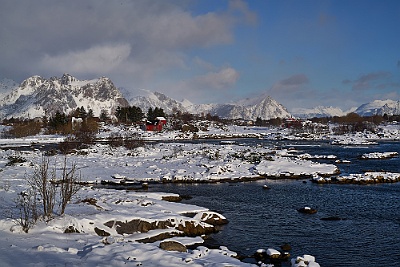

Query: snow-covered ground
left=1, top=122, right=399, bottom=266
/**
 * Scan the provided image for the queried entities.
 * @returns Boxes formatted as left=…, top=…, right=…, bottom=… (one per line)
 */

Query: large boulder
left=104, top=219, right=173, bottom=234
left=104, top=218, right=217, bottom=238
left=159, top=240, right=187, bottom=252
left=193, top=211, right=229, bottom=226
left=176, top=221, right=216, bottom=236
left=297, top=207, right=317, bottom=214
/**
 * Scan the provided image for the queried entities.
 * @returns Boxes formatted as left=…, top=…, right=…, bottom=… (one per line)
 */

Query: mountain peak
left=0, top=74, right=128, bottom=118
left=60, top=73, right=77, bottom=85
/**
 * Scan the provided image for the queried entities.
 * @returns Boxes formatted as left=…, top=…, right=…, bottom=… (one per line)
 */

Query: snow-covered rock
left=312, top=172, right=400, bottom=184
left=291, top=254, right=320, bottom=267
left=360, top=151, right=398, bottom=159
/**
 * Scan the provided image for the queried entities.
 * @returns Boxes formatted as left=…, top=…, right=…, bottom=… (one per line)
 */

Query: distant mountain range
left=0, top=74, right=399, bottom=120
left=353, top=99, right=400, bottom=117
left=0, top=74, right=291, bottom=120
left=291, top=106, right=348, bottom=119
left=292, top=100, right=400, bottom=119
left=125, top=89, right=291, bottom=121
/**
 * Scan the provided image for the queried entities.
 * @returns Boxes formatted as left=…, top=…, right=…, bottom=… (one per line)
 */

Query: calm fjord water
left=151, top=140, right=400, bottom=266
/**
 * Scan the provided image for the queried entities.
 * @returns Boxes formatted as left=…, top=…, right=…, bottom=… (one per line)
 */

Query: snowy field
left=1, top=123, right=399, bottom=266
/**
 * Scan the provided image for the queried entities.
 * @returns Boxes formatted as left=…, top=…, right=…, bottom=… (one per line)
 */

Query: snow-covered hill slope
left=127, top=90, right=188, bottom=115
left=354, top=99, right=400, bottom=116
left=207, top=95, right=291, bottom=120
left=0, top=74, right=129, bottom=118
left=0, top=78, right=19, bottom=99
left=292, top=106, right=346, bottom=119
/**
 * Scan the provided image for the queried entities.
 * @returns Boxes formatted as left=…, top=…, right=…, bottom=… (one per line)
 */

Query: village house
left=143, top=116, right=167, bottom=131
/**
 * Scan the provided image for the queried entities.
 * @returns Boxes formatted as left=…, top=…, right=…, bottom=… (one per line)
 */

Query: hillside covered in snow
left=0, top=74, right=129, bottom=118
left=354, top=99, right=400, bottom=116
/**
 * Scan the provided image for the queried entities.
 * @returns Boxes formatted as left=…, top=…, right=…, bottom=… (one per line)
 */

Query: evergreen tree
left=147, top=107, right=166, bottom=121
left=115, top=106, right=144, bottom=123
left=100, top=109, right=109, bottom=121
left=87, top=109, right=94, bottom=118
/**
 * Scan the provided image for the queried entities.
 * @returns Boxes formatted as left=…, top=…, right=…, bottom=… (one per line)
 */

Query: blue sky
left=1, top=0, right=399, bottom=111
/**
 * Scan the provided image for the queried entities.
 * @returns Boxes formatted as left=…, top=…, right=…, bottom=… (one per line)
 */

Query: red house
left=144, top=117, right=167, bottom=131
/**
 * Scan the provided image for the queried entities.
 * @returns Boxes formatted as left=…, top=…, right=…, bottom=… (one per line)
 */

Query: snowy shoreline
left=1, top=123, right=399, bottom=266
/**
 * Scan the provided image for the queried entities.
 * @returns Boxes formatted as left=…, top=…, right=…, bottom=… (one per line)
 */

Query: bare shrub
left=109, top=132, right=124, bottom=147
left=15, top=189, right=38, bottom=233
left=4, top=120, right=42, bottom=138
left=123, top=133, right=144, bottom=150
left=58, top=157, right=81, bottom=215
left=28, top=156, right=57, bottom=219
left=26, top=155, right=82, bottom=220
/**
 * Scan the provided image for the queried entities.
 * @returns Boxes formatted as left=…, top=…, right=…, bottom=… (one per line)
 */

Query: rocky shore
left=311, top=171, right=400, bottom=184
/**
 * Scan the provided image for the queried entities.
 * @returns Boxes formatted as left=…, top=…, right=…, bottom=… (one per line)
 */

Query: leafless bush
left=109, top=132, right=124, bottom=147
left=28, top=156, right=57, bottom=219
left=58, top=157, right=81, bottom=215
left=4, top=120, right=42, bottom=138
left=123, top=132, right=144, bottom=150
left=24, top=155, right=82, bottom=222
left=15, top=189, right=38, bottom=233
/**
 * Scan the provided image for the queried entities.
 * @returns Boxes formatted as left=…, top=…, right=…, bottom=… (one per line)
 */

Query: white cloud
left=41, top=43, right=131, bottom=75
left=157, top=66, right=241, bottom=104
left=1, top=0, right=256, bottom=104
left=193, top=67, right=240, bottom=90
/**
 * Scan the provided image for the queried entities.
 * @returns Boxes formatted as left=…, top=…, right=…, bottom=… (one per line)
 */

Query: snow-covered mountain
left=2, top=75, right=291, bottom=120
left=354, top=99, right=400, bottom=116
left=291, top=100, right=400, bottom=119
left=127, top=91, right=291, bottom=120
left=292, top=106, right=346, bottom=119
left=205, top=95, right=291, bottom=120
left=0, top=78, right=19, bottom=99
left=126, top=90, right=188, bottom=115
left=0, top=74, right=129, bottom=118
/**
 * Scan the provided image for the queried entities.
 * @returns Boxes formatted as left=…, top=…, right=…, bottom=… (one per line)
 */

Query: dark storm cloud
left=344, top=71, right=392, bottom=91
left=279, top=74, right=309, bottom=86
left=267, top=74, right=314, bottom=108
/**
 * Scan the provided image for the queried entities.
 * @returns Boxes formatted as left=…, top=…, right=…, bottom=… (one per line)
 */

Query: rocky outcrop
left=64, top=225, right=80, bottom=233
left=176, top=221, right=216, bottom=236
left=94, top=227, right=110, bottom=236
left=159, top=241, right=187, bottom=252
left=193, top=211, right=229, bottom=226
left=104, top=219, right=173, bottom=234
left=101, top=212, right=228, bottom=240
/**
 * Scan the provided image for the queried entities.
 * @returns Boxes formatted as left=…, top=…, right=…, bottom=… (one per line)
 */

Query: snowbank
left=255, top=157, right=339, bottom=178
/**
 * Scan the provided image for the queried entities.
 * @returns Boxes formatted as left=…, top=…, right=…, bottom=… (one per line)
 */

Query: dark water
left=150, top=141, right=400, bottom=266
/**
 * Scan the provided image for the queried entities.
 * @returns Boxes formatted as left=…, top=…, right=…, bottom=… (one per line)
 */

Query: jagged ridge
left=0, top=74, right=129, bottom=118
left=128, top=91, right=291, bottom=120
left=354, top=99, right=400, bottom=116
